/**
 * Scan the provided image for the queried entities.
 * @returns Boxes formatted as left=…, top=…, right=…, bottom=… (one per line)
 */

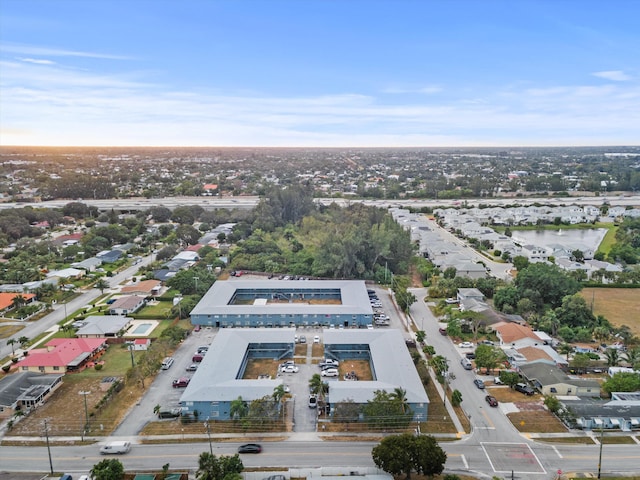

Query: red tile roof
left=0, top=293, right=36, bottom=310
left=18, top=338, right=106, bottom=367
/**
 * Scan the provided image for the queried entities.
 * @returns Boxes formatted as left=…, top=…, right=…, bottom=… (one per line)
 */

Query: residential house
left=491, top=321, right=543, bottom=348
left=561, top=392, right=640, bottom=431
left=45, top=267, right=85, bottom=281
left=17, top=338, right=107, bottom=373
left=75, top=315, right=132, bottom=338
left=108, top=295, right=145, bottom=315
left=96, top=249, right=122, bottom=263
left=0, top=292, right=36, bottom=314
left=519, top=363, right=600, bottom=397
left=121, top=279, right=162, bottom=297
left=71, top=257, right=103, bottom=272
left=0, top=372, right=64, bottom=418
left=130, top=338, right=151, bottom=351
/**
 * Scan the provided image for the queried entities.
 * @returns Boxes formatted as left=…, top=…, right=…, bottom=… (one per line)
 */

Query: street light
left=204, top=419, right=213, bottom=455
left=79, top=391, right=90, bottom=438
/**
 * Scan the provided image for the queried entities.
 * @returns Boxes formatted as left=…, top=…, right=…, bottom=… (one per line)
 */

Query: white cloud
left=1, top=43, right=132, bottom=60
left=19, top=57, right=55, bottom=65
left=592, top=70, right=631, bottom=82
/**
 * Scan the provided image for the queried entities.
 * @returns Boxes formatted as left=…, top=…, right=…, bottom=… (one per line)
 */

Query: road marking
left=552, top=446, right=563, bottom=458
left=479, top=408, right=495, bottom=429
left=461, top=454, right=469, bottom=469
left=476, top=426, right=496, bottom=430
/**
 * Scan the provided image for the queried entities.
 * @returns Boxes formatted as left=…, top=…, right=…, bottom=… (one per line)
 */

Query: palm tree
left=11, top=294, right=27, bottom=310
left=309, top=374, right=328, bottom=401
left=605, top=348, right=620, bottom=367
left=623, top=347, right=640, bottom=369
left=95, top=278, right=110, bottom=294
left=18, top=336, right=29, bottom=350
left=391, top=387, right=409, bottom=414
left=558, top=343, right=573, bottom=361
left=6, top=338, right=17, bottom=356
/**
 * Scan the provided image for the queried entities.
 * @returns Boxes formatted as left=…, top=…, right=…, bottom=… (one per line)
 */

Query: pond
left=511, top=228, right=608, bottom=252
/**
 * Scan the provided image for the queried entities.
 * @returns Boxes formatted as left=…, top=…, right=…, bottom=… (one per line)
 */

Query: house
left=45, top=268, right=84, bottom=280
left=518, top=363, right=600, bottom=397
left=0, top=372, right=64, bottom=418
left=16, top=338, right=107, bottom=373
left=0, top=292, right=36, bottom=313
left=121, top=279, right=162, bottom=297
left=108, top=295, right=146, bottom=315
left=452, top=262, right=487, bottom=279
left=457, top=288, right=485, bottom=302
left=96, top=250, right=122, bottom=263
left=71, top=257, right=103, bottom=272
left=75, top=315, right=133, bottom=338
left=520, top=244, right=550, bottom=263
left=491, top=321, right=543, bottom=348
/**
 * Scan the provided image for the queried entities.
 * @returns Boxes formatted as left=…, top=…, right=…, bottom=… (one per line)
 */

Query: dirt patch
left=243, top=358, right=282, bottom=379
left=336, top=359, right=373, bottom=381
left=581, top=288, right=640, bottom=336
left=507, top=410, right=567, bottom=433
left=487, top=386, right=543, bottom=403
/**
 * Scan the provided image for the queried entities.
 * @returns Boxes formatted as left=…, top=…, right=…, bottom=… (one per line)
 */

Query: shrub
left=94, top=364, right=103, bottom=371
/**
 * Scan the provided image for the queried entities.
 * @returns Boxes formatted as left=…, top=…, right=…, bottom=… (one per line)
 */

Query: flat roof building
left=190, top=279, right=374, bottom=328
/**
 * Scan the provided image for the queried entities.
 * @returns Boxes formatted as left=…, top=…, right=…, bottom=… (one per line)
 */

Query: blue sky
left=1, top=0, right=639, bottom=147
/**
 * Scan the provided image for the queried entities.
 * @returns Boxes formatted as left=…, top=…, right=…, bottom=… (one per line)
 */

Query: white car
left=313, top=335, right=320, bottom=344
left=321, top=368, right=339, bottom=377
left=280, top=365, right=299, bottom=373
left=459, top=342, right=474, bottom=348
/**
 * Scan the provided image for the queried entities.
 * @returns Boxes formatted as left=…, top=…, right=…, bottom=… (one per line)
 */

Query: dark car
left=473, top=379, right=486, bottom=389
left=158, top=407, right=182, bottom=418
left=465, top=351, right=476, bottom=359
left=515, top=383, right=535, bottom=395
left=439, top=327, right=447, bottom=336
left=238, top=443, right=262, bottom=454
left=485, top=395, right=498, bottom=407
left=172, top=377, right=190, bottom=388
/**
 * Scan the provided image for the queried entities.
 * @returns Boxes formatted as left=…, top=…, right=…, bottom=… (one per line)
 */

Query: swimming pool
left=131, top=323, right=152, bottom=335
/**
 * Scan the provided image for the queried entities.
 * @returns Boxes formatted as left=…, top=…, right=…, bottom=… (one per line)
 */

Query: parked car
left=515, top=383, right=535, bottom=395
left=445, top=297, right=458, bottom=304
left=158, top=407, right=182, bottom=418
left=459, top=342, right=474, bottom=348
left=161, top=357, right=174, bottom=370
left=194, top=324, right=201, bottom=332
left=186, top=364, right=198, bottom=371
left=299, top=335, right=307, bottom=343
left=279, top=360, right=295, bottom=369
left=493, top=376, right=504, bottom=385
left=319, top=358, right=339, bottom=368
left=473, top=379, right=486, bottom=389
left=238, top=443, right=262, bottom=454
left=172, top=377, right=190, bottom=388
left=439, top=327, right=447, bottom=335
left=280, top=365, right=299, bottom=373
left=466, top=352, right=476, bottom=360
left=309, top=394, right=318, bottom=408
left=192, top=354, right=204, bottom=362
left=313, top=335, right=320, bottom=343
left=485, top=395, right=498, bottom=407
left=321, top=368, right=339, bottom=377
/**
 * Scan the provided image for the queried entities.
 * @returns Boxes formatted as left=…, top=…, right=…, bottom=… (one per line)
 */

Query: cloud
left=1, top=43, right=132, bottom=60
left=18, top=57, right=55, bottom=65
left=592, top=70, right=631, bottom=81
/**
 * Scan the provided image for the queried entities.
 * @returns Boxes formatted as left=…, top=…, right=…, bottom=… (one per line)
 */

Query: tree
left=451, top=389, right=463, bottom=407
left=6, top=338, right=17, bottom=356
left=309, top=373, right=329, bottom=402
left=90, top=459, right=125, bottom=480
left=474, top=345, right=505, bottom=374
left=602, top=372, right=640, bottom=395
left=95, top=278, right=110, bottom=294
left=372, top=433, right=446, bottom=479
left=18, top=336, right=29, bottom=349
left=415, top=330, right=426, bottom=344
left=229, top=396, right=248, bottom=420
left=499, top=371, right=521, bottom=388
left=554, top=294, right=596, bottom=328
left=333, top=400, right=361, bottom=423
left=623, top=347, right=640, bottom=369
left=196, top=452, right=244, bottom=480
left=605, top=348, right=620, bottom=367
left=515, top=263, right=581, bottom=310
left=362, top=389, right=412, bottom=429
left=570, top=353, right=591, bottom=374
left=512, top=255, right=529, bottom=271
left=557, top=343, right=574, bottom=361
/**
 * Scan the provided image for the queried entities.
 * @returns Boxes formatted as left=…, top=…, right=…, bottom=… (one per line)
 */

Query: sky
left=1, top=0, right=639, bottom=147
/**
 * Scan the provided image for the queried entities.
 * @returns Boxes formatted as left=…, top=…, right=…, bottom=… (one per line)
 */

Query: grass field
left=580, top=288, right=640, bottom=335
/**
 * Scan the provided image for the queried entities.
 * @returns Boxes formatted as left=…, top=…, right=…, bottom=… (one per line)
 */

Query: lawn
left=507, top=410, right=567, bottom=433
left=596, top=224, right=619, bottom=256
left=580, top=288, right=640, bottom=335
left=137, top=300, right=174, bottom=318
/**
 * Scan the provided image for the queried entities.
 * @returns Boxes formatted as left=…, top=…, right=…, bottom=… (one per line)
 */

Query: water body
left=511, top=228, right=608, bottom=251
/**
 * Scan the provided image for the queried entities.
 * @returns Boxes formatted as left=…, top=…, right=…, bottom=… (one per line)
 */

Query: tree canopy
left=372, top=433, right=446, bottom=479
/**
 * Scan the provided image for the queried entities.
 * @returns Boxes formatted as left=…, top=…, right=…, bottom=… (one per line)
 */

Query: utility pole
left=43, top=419, right=54, bottom=474
left=79, top=391, right=90, bottom=438
left=193, top=276, right=200, bottom=294
left=597, top=420, right=604, bottom=478
left=204, top=419, right=213, bottom=455
left=128, top=344, right=135, bottom=368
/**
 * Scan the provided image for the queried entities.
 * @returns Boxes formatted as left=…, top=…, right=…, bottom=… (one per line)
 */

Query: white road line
left=461, top=454, right=469, bottom=470
left=552, top=445, right=563, bottom=458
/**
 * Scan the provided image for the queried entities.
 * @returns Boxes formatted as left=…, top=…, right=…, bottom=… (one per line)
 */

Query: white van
left=461, top=358, right=473, bottom=370
left=161, top=357, right=174, bottom=370
left=99, top=441, right=131, bottom=455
